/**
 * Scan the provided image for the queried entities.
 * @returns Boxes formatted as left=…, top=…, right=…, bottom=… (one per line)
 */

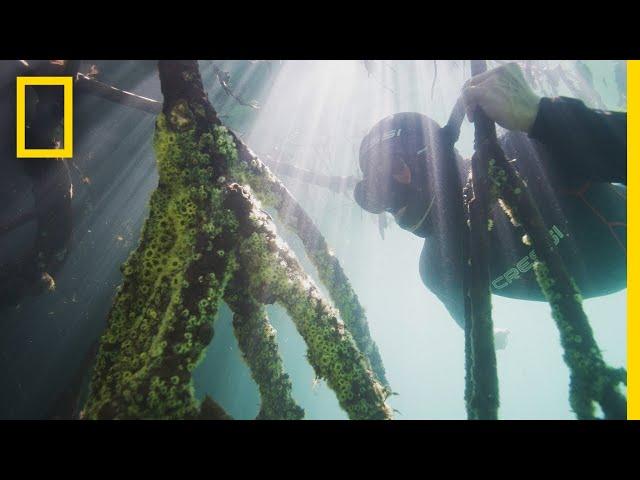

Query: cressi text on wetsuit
left=357, top=99, right=626, bottom=328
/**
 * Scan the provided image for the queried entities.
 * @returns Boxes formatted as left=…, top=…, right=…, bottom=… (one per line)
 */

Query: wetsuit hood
left=354, top=112, right=445, bottom=234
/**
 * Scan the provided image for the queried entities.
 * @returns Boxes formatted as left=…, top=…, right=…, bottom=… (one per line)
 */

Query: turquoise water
left=0, top=60, right=625, bottom=419
left=192, top=60, right=627, bottom=419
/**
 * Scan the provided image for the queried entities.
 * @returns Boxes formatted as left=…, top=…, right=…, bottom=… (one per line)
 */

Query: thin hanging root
left=431, top=60, right=438, bottom=100
left=225, top=277, right=304, bottom=420
left=466, top=151, right=499, bottom=420
left=461, top=178, right=475, bottom=415
left=263, top=158, right=358, bottom=195
left=463, top=311, right=474, bottom=415
left=222, top=183, right=392, bottom=420
left=488, top=149, right=627, bottom=419
left=226, top=136, right=389, bottom=389
left=465, top=60, right=500, bottom=420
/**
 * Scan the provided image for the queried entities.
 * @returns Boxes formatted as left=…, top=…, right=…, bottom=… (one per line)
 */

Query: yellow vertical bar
left=629, top=59, right=639, bottom=420
left=16, top=77, right=26, bottom=156
left=63, top=76, right=73, bottom=157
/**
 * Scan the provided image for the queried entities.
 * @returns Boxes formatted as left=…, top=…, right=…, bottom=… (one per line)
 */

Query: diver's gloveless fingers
left=461, top=62, right=527, bottom=121
left=461, top=65, right=513, bottom=118
left=462, top=67, right=494, bottom=89
left=462, top=62, right=523, bottom=89
left=466, top=85, right=520, bottom=127
left=462, top=70, right=539, bottom=132
left=461, top=83, right=490, bottom=122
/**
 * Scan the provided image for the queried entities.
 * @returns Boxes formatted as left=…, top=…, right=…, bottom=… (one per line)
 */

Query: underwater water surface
left=0, top=60, right=626, bottom=419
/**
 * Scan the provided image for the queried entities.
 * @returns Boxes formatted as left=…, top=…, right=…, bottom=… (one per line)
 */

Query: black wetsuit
left=405, top=97, right=626, bottom=328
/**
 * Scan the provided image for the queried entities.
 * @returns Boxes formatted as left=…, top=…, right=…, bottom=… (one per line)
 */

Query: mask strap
left=401, top=193, right=436, bottom=233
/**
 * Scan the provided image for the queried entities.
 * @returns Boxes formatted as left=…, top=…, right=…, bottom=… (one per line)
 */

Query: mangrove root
left=227, top=134, right=390, bottom=389
left=464, top=60, right=500, bottom=420
left=84, top=60, right=390, bottom=420
left=225, top=269, right=305, bottom=420
left=488, top=143, right=627, bottom=419
left=224, top=183, right=392, bottom=419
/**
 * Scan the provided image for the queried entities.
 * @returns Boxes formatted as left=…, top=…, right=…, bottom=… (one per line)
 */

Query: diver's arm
left=528, top=96, right=627, bottom=184
left=461, top=63, right=626, bottom=185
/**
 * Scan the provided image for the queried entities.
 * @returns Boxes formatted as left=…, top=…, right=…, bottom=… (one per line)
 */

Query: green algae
left=227, top=144, right=389, bottom=389
left=84, top=110, right=239, bottom=419
left=534, top=261, right=626, bottom=419
left=487, top=152, right=625, bottom=419
left=231, top=205, right=392, bottom=419
left=85, top=101, right=391, bottom=419
left=225, top=269, right=305, bottom=420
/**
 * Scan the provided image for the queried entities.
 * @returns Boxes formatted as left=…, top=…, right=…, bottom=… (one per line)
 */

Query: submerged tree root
left=83, top=113, right=239, bottom=419
left=227, top=136, right=389, bottom=389
left=84, top=60, right=390, bottom=420
left=466, top=149, right=499, bottom=420
left=463, top=60, right=500, bottom=420
left=225, top=269, right=305, bottom=420
left=225, top=184, right=392, bottom=419
left=488, top=147, right=626, bottom=420
left=461, top=60, right=625, bottom=420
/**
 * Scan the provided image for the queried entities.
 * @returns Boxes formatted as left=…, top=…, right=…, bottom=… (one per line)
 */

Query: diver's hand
left=462, top=63, right=541, bottom=133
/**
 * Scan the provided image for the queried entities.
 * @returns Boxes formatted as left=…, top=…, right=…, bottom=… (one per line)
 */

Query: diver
left=354, top=63, right=626, bottom=328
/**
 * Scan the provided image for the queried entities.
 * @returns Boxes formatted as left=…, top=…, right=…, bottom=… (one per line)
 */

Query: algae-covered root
left=225, top=275, right=305, bottom=420
left=84, top=114, right=238, bottom=419
left=222, top=183, right=393, bottom=420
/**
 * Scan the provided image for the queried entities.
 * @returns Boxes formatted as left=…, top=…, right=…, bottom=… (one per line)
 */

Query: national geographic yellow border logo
left=16, top=76, right=73, bottom=158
